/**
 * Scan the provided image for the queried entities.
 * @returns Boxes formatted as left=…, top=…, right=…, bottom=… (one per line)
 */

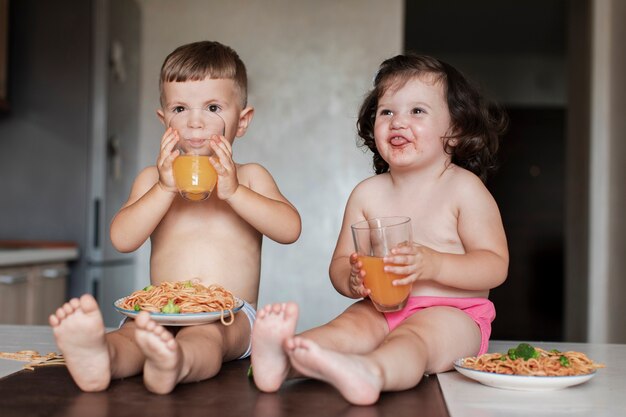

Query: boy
left=49, top=41, right=301, bottom=394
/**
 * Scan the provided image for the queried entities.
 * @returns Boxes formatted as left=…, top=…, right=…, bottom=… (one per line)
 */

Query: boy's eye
left=172, top=106, right=186, bottom=114
left=411, top=107, right=424, bottom=115
left=207, top=104, right=220, bottom=113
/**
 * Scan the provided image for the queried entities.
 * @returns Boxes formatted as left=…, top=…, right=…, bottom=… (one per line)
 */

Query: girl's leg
left=288, top=306, right=481, bottom=405
left=135, top=308, right=251, bottom=394
left=49, top=294, right=145, bottom=392
left=251, top=300, right=387, bottom=392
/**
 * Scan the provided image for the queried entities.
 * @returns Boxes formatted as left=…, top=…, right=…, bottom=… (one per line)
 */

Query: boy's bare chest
left=155, top=198, right=257, bottom=241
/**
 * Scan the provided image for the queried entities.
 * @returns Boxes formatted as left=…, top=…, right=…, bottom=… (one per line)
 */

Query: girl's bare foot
left=49, top=294, right=111, bottom=392
left=250, top=302, right=299, bottom=392
left=286, top=337, right=383, bottom=405
left=134, top=312, right=182, bottom=394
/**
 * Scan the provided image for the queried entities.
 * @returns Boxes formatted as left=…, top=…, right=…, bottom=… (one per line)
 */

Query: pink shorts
left=384, top=296, right=496, bottom=355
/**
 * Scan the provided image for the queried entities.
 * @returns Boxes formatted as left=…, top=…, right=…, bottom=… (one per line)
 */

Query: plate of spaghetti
left=454, top=343, right=604, bottom=391
left=114, top=281, right=243, bottom=326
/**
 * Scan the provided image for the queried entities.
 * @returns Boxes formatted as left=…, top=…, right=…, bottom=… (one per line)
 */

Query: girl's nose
left=390, top=114, right=407, bottom=129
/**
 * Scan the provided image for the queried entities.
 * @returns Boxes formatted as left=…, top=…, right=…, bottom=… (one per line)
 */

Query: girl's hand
left=156, top=127, right=180, bottom=193
left=383, top=242, right=441, bottom=286
left=209, top=135, right=239, bottom=200
left=348, top=253, right=371, bottom=299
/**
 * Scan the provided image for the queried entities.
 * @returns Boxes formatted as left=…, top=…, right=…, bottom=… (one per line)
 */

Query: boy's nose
left=187, top=109, right=205, bottom=128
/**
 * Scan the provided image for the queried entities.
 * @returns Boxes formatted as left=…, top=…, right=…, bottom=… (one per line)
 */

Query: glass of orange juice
left=351, top=216, right=412, bottom=312
left=168, top=109, right=225, bottom=201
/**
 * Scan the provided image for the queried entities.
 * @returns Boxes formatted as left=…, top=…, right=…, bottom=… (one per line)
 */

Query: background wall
left=134, top=0, right=403, bottom=332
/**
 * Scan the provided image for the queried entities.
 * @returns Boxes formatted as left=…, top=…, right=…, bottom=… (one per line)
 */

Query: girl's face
left=373, top=75, right=452, bottom=173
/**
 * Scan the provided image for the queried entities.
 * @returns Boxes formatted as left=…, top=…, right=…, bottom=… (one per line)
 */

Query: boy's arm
left=109, top=167, right=176, bottom=253
left=224, top=163, right=301, bottom=244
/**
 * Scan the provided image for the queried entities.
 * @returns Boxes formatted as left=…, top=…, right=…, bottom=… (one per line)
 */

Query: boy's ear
left=235, top=106, right=255, bottom=138
left=156, top=109, right=166, bottom=126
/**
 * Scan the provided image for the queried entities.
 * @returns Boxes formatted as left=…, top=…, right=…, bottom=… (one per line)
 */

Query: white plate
left=114, top=297, right=244, bottom=326
left=453, top=358, right=597, bottom=391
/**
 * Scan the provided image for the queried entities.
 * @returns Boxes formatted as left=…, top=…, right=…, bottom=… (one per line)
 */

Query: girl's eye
left=411, top=108, right=424, bottom=115
left=379, top=109, right=393, bottom=116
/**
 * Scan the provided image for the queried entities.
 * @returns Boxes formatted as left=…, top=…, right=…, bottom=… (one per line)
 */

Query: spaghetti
left=120, top=281, right=237, bottom=326
left=0, top=350, right=65, bottom=370
left=462, top=344, right=604, bottom=376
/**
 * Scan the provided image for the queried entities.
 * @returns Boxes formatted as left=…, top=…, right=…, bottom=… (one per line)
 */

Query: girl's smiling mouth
left=389, top=136, right=411, bottom=147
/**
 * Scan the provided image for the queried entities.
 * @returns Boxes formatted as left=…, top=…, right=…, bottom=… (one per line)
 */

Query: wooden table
left=0, top=325, right=448, bottom=417
left=1, top=326, right=625, bottom=417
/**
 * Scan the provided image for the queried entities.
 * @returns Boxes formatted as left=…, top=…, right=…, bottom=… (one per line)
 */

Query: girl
left=250, top=53, right=509, bottom=405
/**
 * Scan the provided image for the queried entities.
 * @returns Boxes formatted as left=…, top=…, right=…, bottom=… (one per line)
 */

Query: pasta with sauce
left=120, top=281, right=237, bottom=325
left=461, top=343, right=604, bottom=376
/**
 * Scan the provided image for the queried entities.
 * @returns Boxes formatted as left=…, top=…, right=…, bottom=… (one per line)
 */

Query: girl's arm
left=388, top=178, right=509, bottom=291
left=329, top=186, right=370, bottom=298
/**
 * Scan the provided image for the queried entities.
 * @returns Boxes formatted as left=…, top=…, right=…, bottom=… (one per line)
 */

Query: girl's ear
left=156, top=109, right=166, bottom=126
left=236, top=106, right=255, bottom=137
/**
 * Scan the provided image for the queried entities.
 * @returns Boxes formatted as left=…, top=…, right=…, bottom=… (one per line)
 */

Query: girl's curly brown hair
left=356, top=54, right=508, bottom=183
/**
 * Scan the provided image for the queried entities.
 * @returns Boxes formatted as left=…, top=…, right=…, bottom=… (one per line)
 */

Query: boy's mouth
left=185, top=138, right=209, bottom=148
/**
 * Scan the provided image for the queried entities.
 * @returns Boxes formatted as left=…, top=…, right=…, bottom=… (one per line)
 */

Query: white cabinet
left=0, top=262, right=69, bottom=325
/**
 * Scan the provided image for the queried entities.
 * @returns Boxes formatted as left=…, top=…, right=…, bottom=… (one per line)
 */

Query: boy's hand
left=156, top=127, right=180, bottom=193
left=383, top=242, right=441, bottom=286
left=348, top=253, right=371, bottom=299
left=209, top=135, right=239, bottom=200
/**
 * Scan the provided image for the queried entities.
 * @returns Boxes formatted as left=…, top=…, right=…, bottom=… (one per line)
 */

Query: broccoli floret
left=161, top=299, right=181, bottom=314
left=143, top=285, right=155, bottom=291
left=508, top=343, right=539, bottom=361
left=559, top=355, right=570, bottom=367
left=133, top=304, right=141, bottom=312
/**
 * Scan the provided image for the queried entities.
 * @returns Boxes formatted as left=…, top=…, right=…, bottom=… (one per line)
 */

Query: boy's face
left=157, top=77, right=253, bottom=144
left=373, top=75, right=452, bottom=172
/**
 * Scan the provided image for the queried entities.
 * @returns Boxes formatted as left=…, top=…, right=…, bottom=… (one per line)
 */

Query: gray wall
left=135, top=0, right=403, bottom=332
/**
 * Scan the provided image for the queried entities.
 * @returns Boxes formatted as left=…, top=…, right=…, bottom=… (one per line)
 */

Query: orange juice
left=360, top=255, right=410, bottom=311
left=172, top=155, right=217, bottom=201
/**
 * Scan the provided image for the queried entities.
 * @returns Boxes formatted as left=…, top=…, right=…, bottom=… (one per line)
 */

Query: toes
left=79, top=294, right=99, bottom=312
left=135, top=311, right=151, bottom=328
left=284, top=302, right=298, bottom=318
left=68, top=298, right=81, bottom=309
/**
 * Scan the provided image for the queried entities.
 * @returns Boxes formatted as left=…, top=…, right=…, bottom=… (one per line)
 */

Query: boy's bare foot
left=286, top=337, right=383, bottom=406
left=250, top=302, right=299, bottom=392
left=49, top=294, right=111, bottom=392
left=134, top=311, right=181, bottom=394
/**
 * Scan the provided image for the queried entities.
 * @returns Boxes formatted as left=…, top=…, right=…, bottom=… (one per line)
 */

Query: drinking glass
left=168, top=109, right=225, bottom=201
left=351, top=216, right=413, bottom=312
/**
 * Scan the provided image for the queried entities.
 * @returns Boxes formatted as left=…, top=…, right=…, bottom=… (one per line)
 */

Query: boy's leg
left=288, top=306, right=480, bottom=405
left=251, top=300, right=387, bottom=392
left=136, top=308, right=251, bottom=394
left=49, top=294, right=144, bottom=392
